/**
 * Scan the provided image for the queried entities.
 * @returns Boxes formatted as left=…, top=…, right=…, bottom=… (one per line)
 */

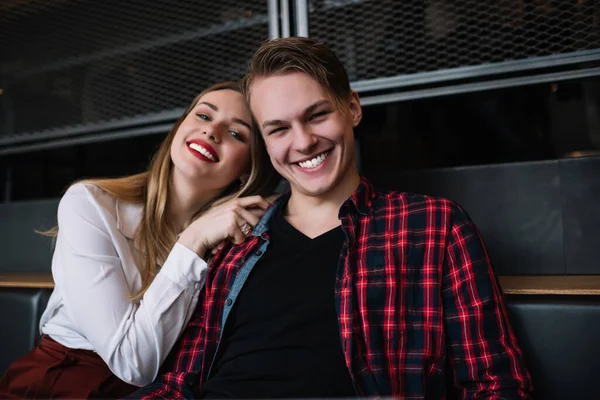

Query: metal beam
left=280, top=0, right=290, bottom=37
left=359, top=66, right=600, bottom=106
left=352, top=49, right=600, bottom=93
left=0, top=123, right=173, bottom=155
left=0, top=108, right=184, bottom=146
left=268, top=0, right=279, bottom=39
left=294, top=0, right=309, bottom=37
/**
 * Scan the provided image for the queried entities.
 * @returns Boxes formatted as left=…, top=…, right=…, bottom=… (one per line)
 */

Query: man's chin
left=288, top=177, right=336, bottom=198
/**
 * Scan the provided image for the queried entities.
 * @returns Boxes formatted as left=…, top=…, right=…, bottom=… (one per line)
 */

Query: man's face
left=250, top=72, right=362, bottom=199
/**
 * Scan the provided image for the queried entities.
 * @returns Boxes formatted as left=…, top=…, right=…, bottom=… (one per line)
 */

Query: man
left=132, top=37, right=532, bottom=399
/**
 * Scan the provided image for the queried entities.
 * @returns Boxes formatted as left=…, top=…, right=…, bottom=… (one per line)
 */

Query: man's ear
left=348, top=90, right=363, bottom=127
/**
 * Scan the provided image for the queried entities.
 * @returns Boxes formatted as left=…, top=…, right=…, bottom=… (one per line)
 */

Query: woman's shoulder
left=62, top=182, right=117, bottom=206
left=61, top=182, right=143, bottom=237
left=58, top=182, right=120, bottom=221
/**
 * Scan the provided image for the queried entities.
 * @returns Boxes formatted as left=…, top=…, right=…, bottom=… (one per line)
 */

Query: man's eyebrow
left=262, top=119, right=284, bottom=129
left=303, top=100, right=331, bottom=117
left=261, top=99, right=331, bottom=129
left=198, top=101, right=218, bottom=111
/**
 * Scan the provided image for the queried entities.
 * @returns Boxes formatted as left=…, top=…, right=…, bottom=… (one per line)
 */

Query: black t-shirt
left=201, top=206, right=356, bottom=398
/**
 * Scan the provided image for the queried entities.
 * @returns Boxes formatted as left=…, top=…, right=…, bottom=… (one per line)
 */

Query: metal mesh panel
left=1, top=0, right=269, bottom=136
left=308, top=0, right=600, bottom=82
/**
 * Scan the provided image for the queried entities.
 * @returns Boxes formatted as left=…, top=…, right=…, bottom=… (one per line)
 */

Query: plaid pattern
left=132, top=177, right=532, bottom=399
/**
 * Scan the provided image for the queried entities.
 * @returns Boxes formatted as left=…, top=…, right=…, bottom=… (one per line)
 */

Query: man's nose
left=293, top=125, right=318, bottom=153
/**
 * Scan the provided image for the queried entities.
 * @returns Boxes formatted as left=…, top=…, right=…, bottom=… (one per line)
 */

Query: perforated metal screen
left=309, top=0, right=600, bottom=82
left=1, top=0, right=269, bottom=137
left=4, top=0, right=600, bottom=142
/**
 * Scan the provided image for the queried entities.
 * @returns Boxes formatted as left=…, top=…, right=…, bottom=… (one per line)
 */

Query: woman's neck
left=167, top=172, right=221, bottom=232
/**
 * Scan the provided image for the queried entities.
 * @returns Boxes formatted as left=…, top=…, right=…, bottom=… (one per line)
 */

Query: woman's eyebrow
left=198, top=101, right=218, bottom=111
left=233, top=118, right=251, bottom=130
left=198, top=102, right=250, bottom=129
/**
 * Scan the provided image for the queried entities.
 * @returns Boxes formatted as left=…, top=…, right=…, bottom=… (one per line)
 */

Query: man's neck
left=284, top=170, right=361, bottom=238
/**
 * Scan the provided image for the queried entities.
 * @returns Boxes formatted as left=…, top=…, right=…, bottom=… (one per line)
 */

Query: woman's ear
left=240, top=173, right=250, bottom=186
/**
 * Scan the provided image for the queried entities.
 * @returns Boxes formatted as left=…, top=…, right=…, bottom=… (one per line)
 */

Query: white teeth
left=297, top=151, right=329, bottom=169
left=189, top=143, right=217, bottom=161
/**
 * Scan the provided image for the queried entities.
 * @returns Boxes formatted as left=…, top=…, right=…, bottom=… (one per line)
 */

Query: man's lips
left=290, top=149, right=333, bottom=165
left=291, top=149, right=332, bottom=170
left=187, top=139, right=219, bottom=162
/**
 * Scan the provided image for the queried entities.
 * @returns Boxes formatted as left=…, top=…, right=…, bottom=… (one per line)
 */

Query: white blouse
left=39, top=183, right=208, bottom=386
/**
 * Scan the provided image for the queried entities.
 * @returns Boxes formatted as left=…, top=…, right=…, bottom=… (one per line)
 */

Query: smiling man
left=132, top=37, right=532, bottom=400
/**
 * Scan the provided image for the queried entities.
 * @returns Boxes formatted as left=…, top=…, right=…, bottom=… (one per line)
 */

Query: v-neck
left=271, top=205, right=344, bottom=246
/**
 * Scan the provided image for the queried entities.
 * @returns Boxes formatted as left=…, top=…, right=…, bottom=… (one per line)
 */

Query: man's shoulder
left=369, top=189, right=476, bottom=232
left=366, top=188, right=477, bottom=239
left=372, top=188, right=460, bottom=213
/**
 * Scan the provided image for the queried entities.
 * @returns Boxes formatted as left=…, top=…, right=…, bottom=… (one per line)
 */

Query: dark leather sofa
left=1, top=288, right=599, bottom=399
left=507, top=295, right=600, bottom=399
left=0, top=288, right=51, bottom=374
left=0, top=198, right=57, bottom=374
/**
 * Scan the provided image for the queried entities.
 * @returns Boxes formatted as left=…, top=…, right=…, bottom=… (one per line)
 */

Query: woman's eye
left=229, top=130, right=245, bottom=142
left=196, top=113, right=210, bottom=121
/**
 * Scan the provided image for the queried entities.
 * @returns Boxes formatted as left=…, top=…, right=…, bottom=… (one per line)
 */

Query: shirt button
left=225, top=298, right=233, bottom=306
left=255, top=250, right=263, bottom=256
left=184, top=372, right=199, bottom=388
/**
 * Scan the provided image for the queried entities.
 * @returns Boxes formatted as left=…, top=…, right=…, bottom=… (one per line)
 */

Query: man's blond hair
left=244, top=37, right=351, bottom=112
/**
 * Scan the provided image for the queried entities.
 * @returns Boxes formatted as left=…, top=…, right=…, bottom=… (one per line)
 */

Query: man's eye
left=269, top=127, right=287, bottom=135
left=196, top=113, right=210, bottom=121
left=309, top=111, right=328, bottom=121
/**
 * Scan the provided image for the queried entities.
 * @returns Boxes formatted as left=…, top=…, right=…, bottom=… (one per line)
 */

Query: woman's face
left=170, top=89, right=253, bottom=192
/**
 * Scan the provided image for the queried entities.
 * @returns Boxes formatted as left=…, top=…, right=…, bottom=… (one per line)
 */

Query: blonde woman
left=0, top=81, right=280, bottom=399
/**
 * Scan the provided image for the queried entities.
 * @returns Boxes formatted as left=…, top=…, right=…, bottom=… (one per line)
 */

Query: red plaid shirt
left=131, top=177, right=532, bottom=399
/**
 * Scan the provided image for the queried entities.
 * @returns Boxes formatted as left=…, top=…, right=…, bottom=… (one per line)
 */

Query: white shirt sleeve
left=53, top=186, right=207, bottom=386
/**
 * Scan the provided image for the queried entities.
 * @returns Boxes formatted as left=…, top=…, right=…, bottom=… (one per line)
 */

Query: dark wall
left=381, top=156, right=600, bottom=275
left=0, top=199, right=58, bottom=273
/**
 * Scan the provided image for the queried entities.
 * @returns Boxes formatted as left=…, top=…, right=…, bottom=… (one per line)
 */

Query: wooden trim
left=0, top=273, right=599, bottom=295
left=499, top=276, right=600, bottom=295
left=0, top=273, right=54, bottom=288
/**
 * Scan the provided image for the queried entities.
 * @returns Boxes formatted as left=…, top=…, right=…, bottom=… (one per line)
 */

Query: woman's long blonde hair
left=45, top=81, right=279, bottom=299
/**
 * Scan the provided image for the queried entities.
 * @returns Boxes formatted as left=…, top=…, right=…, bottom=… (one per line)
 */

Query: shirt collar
left=116, top=199, right=143, bottom=239
left=342, top=176, right=375, bottom=217
left=253, top=191, right=291, bottom=237
left=253, top=176, right=375, bottom=236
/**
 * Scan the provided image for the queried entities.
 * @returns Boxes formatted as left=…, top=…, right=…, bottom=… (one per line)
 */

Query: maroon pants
left=0, top=335, right=137, bottom=399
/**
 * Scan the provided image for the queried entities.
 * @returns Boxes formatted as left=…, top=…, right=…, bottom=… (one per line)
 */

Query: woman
left=0, top=81, right=280, bottom=399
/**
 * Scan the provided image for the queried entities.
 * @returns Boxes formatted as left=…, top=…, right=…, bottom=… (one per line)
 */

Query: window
left=357, top=77, right=600, bottom=186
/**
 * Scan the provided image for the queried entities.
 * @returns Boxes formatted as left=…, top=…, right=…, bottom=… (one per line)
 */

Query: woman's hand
left=177, top=195, right=270, bottom=259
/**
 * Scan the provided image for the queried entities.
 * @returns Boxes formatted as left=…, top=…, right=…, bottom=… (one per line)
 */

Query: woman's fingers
left=234, top=207, right=262, bottom=228
left=234, top=196, right=270, bottom=211
left=247, top=206, right=267, bottom=219
left=229, top=223, right=247, bottom=245
left=183, top=196, right=271, bottom=253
